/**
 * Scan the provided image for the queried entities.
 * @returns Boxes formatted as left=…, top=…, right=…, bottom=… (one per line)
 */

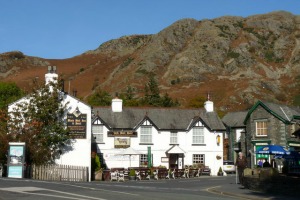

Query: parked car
left=201, top=166, right=211, bottom=176
left=223, top=160, right=236, bottom=174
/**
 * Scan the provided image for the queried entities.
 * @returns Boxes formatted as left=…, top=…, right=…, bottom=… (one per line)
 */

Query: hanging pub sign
left=114, top=137, right=130, bottom=148
left=67, top=108, right=87, bottom=139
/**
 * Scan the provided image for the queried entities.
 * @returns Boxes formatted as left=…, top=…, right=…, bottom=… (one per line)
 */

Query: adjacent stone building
left=243, top=101, right=300, bottom=167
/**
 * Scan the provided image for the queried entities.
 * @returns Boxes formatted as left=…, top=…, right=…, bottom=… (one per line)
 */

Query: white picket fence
left=32, top=164, right=88, bottom=182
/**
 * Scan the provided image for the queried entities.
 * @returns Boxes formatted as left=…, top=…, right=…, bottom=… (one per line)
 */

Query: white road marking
left=0, top=187, right=106, bottom=200
left=50, top=181, right=140, bottom=196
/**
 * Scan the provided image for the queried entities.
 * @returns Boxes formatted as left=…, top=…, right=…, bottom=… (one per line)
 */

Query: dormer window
left=193, top=127, right=204, bottom=144
left=140, top=126, right=152, bottom=144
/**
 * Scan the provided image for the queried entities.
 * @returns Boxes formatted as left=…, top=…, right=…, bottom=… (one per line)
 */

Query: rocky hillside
left=1, top=11, right=300, bottom=112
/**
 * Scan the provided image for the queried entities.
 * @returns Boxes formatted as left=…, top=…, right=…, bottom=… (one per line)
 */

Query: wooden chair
left=183, top=168, right=189, bottom=178
left=195, top=168, right=201, bottom=177
left=166, top=168, right=176, bottom=179
left=118, top=171, right=125, bottom=182
left=166, top=169, right=170, bottom=179
left=146, top=172, right=151, bottom=180
left=135, top=170, right=141, bottom=181
left=153, top=169, right=159, bottom=180
left=110, top=170, right=119, bottom=181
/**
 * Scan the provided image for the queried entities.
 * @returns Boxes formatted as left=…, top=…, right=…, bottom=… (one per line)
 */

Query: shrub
left=265, top=51, right=275, bottom=62
left=129, top=169, right=135, bottom=176
left=227, top=51, right=240, bottom=59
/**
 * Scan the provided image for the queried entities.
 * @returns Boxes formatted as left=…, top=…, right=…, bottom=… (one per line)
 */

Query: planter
left=218, top=172, right=224, bottom=176
left=94, top=170, right=103, bottom=181
left=129, top=176, right=136, bottom=181
left=103, top=170, right=111, bottom=181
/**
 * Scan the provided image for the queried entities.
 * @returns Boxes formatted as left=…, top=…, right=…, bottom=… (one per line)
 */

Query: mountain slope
left=1, top=11, right=300, bottom=112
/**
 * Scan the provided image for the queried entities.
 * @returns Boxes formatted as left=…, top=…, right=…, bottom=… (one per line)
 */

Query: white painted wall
left=56, top=94, right=92, bottom=181
left=96, top=123, right=223, bottom=176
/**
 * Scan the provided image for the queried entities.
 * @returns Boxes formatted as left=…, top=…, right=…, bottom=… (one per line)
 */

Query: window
left=193, top=127, right=204, bottom=144
left=256, top=121, right=267, bottom=136
left=140, top=126, right=152, bottom=143
left=170, top=132, right=177, bottom=144
left=140, top=154, right=148, bottom=167
left=236, top=130, right=242, bottom=142
left=92, top=125, right=104, bottom=143
left=193, top=154, right=205, bottom=164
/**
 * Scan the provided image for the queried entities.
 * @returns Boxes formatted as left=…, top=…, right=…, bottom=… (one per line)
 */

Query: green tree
left=7, top=80, right=71, bottom=165
left=0, top=82, right=24, bottom=109
left=161, top=93, right=180, bottom=107
left=142, top=75, right=161, bottom=106
left=0, top=109, right=13, bottom=166
left=120, top=86, right=140, bottom=107
left=91, top=151, right=101, bottom=172
left=139, top=75, right=180, bottom=107
left=124, top=85, right=134, bottom=100
left=87, top=89, right=112, bottom=106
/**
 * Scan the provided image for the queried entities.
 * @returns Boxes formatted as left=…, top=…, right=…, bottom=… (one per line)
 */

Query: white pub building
left=92, top=97, right=226, bottom=176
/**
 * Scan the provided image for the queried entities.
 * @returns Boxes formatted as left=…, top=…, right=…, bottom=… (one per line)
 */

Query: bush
left=227, top=51, right=240, bottom=59
left=129, top=169, right=135, bottom=176
left=91, top=152, right=101, bottom=172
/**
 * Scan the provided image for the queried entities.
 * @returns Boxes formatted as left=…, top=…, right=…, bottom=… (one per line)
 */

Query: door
left=169, top=154, right=184, bottom=169
left=169, top=154, right=178, bottom=169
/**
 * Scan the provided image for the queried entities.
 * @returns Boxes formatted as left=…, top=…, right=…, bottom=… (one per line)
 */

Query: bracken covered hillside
left=1, top=11, right=300, bottom=112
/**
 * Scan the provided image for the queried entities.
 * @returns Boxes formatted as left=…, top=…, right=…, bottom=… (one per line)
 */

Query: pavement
left=208, top=182, right=299, bottom=200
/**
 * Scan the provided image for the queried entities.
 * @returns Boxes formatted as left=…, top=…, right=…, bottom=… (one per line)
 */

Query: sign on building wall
left=67, top=111, right=87, bottom=139
left=114, top=137, right=130, bottom=148
left=108, top=131, right=137, bottom=137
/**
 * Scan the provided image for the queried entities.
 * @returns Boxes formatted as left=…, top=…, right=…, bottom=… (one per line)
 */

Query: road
left=0, top=175, right=239, bottom=200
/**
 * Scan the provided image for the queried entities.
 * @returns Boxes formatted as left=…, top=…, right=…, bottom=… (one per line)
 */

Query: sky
left=0, top=0, right=299, bottom=59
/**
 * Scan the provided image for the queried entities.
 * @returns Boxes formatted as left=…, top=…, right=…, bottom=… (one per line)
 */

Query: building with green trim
left=243, top=100, right=300, bottom=168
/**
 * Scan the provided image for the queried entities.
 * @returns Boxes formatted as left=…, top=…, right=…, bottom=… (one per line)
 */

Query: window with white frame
left=170, top=132, right=178, bottom=144
left=140, top=126, right=152, bottom=143
left=256, top=121, right=268, bottom=136
left=193, top=154, right=205, bottom=164
left=140, top=154, right=153, bottom=167
left=92, top=125, right=104, bottom=143
left=192, top=127, right=204, bottom=144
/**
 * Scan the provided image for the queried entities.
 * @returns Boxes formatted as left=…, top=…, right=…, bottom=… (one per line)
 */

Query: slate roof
left=244, top=100, right=300, bottom=124
left=222, top=111, right=248, bottom=128
left=93, top=107, right=226, bottom=132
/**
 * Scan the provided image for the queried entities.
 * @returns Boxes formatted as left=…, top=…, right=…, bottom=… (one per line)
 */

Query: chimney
left=45, top=66, right=58, bottom=85
left=112, top=93, right=122, bottom=112
left=204, top=93, right=214, bottom=112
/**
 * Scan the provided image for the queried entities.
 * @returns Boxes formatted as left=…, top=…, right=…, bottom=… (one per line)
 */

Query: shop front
left=251, top=140, right=271, bottom=168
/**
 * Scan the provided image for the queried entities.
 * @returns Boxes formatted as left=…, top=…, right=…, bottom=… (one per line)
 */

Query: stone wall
left=243, top=168, right=299, bottom=197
